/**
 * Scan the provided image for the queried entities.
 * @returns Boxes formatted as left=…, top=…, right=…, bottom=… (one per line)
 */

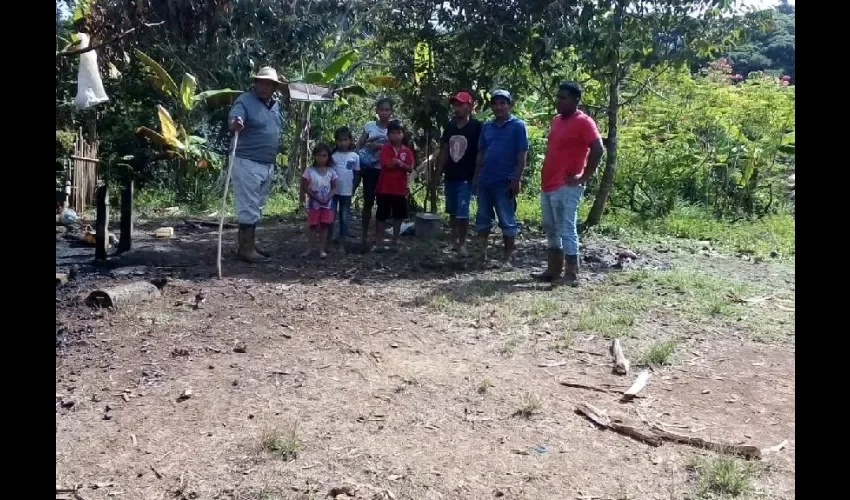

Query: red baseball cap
left=450, top=91, right=474, bottom=105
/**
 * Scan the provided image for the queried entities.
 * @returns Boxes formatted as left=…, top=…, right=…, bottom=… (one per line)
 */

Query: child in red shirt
left=375, top=120, right=414, bottom=248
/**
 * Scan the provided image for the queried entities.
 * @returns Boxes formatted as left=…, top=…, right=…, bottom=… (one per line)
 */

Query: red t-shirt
left=376, top=143, right=414, bottom=196
left=540, top=111, right=602, bottom=192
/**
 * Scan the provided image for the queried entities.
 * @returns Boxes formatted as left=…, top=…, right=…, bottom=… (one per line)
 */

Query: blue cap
left=491, top=90, right=512, bottom=103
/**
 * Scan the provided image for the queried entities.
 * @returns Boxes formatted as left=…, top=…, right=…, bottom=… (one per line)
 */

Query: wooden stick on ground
left=610, top=339, right=630, bottom=375
left=559, top=381, right=616, bottom=394
left=576, top=401, right=763, bottom=459
left=621, top=370, right=651, bottom=401
left=575, top=402, right=662, bottom=446
left=649, top=424, right=762, bottom=459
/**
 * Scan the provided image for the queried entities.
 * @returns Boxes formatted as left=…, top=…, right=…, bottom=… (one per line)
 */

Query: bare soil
left=56, top=216, right=795, bottom=500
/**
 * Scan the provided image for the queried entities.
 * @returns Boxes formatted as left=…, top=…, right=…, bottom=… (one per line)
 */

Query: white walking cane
left=217, top=130, right=239, bottom=279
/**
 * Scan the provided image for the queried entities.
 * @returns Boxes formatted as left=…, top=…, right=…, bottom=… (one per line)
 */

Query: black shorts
left=360, top=168, right=381, bottom=206
left=375, top=194, right=408, bottom=222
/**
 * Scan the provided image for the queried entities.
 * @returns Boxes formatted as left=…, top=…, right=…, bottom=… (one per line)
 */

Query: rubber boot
left=252, top=224, right=271, bottom=257
left=531, top=249, right=564, bottom=282
left=476, top=231, right=490, bottom=262
left=502, top=235, right=516, bottom=267
left=237, top=224, right=270, bottom=263
left=554, top=254, right=579, bottom=286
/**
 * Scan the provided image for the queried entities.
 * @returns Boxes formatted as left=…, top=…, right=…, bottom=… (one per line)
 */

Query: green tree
left=727, top=2, right=794, bottom=82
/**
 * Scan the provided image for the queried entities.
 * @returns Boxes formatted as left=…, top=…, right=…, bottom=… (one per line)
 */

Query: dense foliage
left=55, top=0, right=795, bottom=224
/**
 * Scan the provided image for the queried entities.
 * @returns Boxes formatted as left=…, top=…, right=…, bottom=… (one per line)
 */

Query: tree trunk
left=585, top=0, right=625, bottom=229
left=94, top=183, right=109, bottom=263
left=427, top=133, right=438, bottom=214
left=117, top=177, right=133, bottom=253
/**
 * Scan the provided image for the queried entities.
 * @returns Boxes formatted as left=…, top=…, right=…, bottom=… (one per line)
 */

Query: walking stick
left=217, top=130, right=239, bottom=279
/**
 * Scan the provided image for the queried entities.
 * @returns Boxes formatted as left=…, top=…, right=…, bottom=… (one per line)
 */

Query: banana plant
left=135, top=105, right=222, bottom=172
left=294, top=49, right=399, bottom=102
left=134, top=49, right=242, bottom=112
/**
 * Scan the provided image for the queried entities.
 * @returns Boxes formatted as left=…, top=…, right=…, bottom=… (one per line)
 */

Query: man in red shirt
left=375, top=120, right=414, bottom=248
left=533, top=82, right=604, bottom=285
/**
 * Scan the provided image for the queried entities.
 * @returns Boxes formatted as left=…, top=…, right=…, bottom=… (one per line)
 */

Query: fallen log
left=621, top=370, right=650, bottom=401
left=649, top=424, right=762, bottom=459
left=575, top=402, right=662, bottom=446
left=85, top=281, right=161, bottom=308
left=610, top=339, right=630, bottom=375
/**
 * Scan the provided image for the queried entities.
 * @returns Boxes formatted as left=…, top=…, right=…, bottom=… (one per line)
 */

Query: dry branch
left=559, top=381, right=615, bottom=394
left=576, top=401, right=763, bottom=459
left=649, top=424, right=762, bottom=459
left=610, top=339, right=630, bottom=375
left=575, top=402, right=662, bottom=446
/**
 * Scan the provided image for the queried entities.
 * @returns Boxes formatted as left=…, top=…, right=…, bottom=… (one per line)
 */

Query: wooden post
left=117, top=178, right=133, bottom=253
left=94, top=183, right=109, bottom=263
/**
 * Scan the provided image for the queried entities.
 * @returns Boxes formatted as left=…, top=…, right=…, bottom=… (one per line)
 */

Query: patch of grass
left=514, top=393, right=541, bottom=419
left=524, top=296, right=563, bottom=319
left=573, top=287, right=649, bottom=338
left=477, top=378, right=493, bottom=394
left=264, top=191, right=301, bottom=216
left=261, top=425, right=302, bottom=461
left=640, top=340, right=678, bottom=366
left=596, top=204, right=795, bottom=260
left=554, top=331, right=575, bottom=351
left=500, top=336, right=521, bottom=357
left=691, top=455, right=757, bottom=498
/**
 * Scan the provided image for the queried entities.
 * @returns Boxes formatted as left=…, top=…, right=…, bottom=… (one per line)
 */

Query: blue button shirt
left=478, top=115, right=529, bottom=186
left=228, top=91, right=283, bottom=165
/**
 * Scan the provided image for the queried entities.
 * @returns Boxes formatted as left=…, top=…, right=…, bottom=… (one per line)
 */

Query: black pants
left=360, top=168, right=381, bottom=207
left=376, top=194, right=408, bottom=222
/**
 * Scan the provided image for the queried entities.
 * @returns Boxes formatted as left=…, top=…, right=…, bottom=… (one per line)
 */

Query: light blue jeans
left=541, top=184, right=585, bottom=255
left=231, top=157, right=274, bottom=225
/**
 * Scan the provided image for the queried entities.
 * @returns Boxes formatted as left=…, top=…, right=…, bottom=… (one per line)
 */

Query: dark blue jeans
left=333, top=195, right=352, bottom=240
left=475, top=180, right=518, bottom=237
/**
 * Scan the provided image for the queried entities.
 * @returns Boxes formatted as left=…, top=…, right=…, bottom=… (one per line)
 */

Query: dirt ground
left=56, top=215, right=795, bottom=500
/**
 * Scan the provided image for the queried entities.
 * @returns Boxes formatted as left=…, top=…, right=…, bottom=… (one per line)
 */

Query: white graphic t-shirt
left=331, top=151, right=361, bottom=196
left=301, top=166, right=338, bottom=210
left=449, top=135, right=469, bottom=163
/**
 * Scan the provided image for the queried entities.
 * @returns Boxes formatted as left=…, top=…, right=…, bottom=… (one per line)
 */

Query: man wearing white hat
left=228, top=67, right=287, bottom=262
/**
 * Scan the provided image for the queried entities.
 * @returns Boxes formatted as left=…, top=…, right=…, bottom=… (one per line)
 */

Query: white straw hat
left=251, top=67, right=287, bottom=88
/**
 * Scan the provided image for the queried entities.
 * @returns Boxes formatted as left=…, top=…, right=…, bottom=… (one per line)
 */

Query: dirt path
left=56, top=218, right=795, bottom=500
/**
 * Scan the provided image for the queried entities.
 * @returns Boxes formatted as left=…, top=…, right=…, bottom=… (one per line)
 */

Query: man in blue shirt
left=228, top=67, right=285, bottom=263
left=473, top=90, right=529, bottom=264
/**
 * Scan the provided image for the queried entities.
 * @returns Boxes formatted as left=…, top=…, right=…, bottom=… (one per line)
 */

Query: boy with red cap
left=437, top=91, right=482, bottom=255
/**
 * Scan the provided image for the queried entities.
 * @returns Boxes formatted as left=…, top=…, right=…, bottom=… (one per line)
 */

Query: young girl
left=300, top=143, right=338, bottom=258
left=375, top=120, right=414, bottom=248
left=356, top=98, right=394, bottom=247
left=331, top=127, right=360, bottom=243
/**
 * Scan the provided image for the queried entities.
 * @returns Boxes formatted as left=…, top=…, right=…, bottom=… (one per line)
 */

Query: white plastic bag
left=74, top=33, right=109, bottom=110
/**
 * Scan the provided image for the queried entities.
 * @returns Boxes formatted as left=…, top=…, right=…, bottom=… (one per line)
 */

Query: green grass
left=477, top=378, right=493, bottom=394
left=691, top=455, right=758, bottom=498
left=514, top=393, right=541, bottom=419
left=595, top=204, right=795, bottom=260
left=133, top=187, right=301, bottom=219
left=419, top=265, right=784, bottom=347
left=261, top=425, right=302, bottom=461
left=639, top=339, right=678, bottom=366
left=134, top=185, right=794, bottom=261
